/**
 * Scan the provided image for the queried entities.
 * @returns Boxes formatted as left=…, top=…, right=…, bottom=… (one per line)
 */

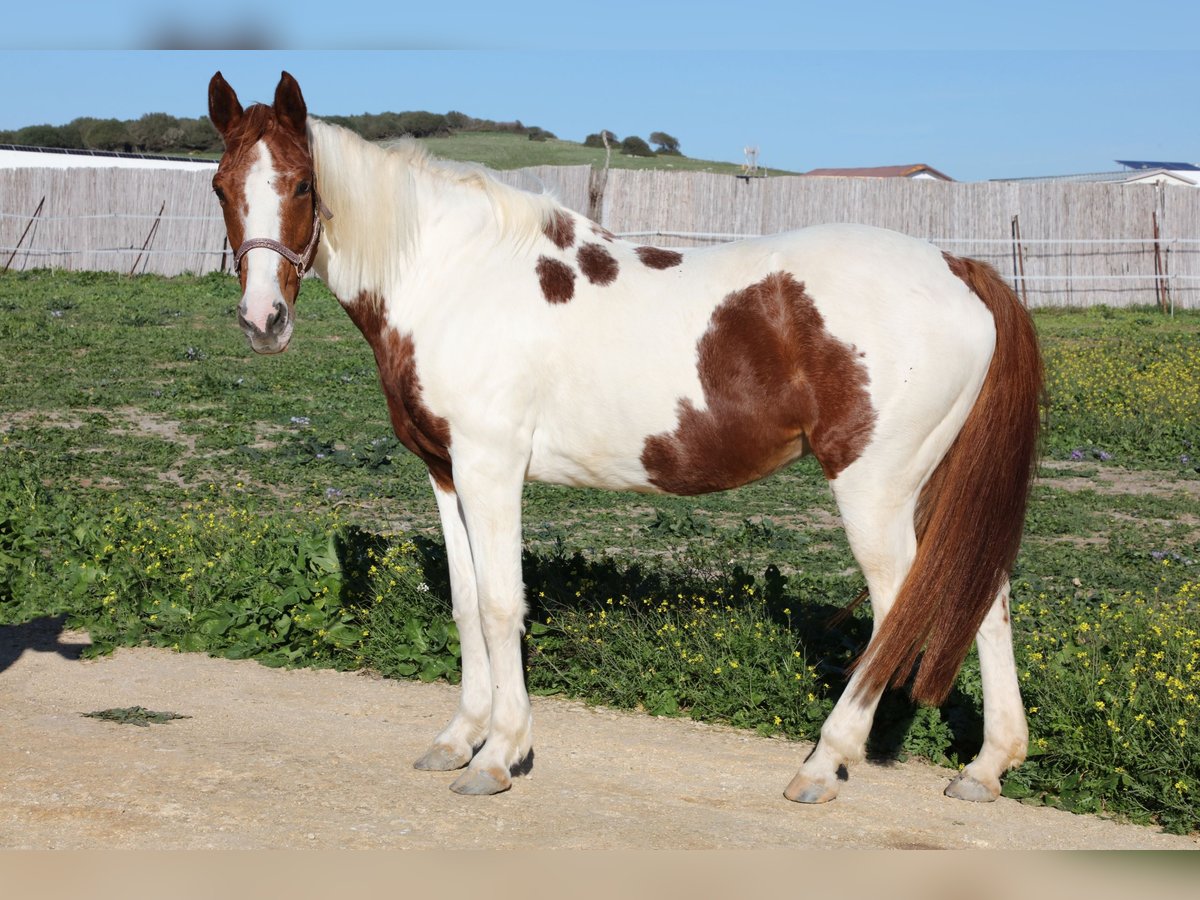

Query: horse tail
left=853, top=253, right=1043, bottom=707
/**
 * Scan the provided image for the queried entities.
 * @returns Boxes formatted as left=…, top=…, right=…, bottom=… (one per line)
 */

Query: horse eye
left=213, top=185, right=227, bottom=204
left=295, top=180, right=311, bottom=197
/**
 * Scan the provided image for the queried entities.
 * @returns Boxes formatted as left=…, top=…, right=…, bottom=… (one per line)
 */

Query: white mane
left=307, top=118, right=563, bottom=302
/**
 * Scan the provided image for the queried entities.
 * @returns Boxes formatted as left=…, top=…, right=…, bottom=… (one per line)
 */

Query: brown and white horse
left=208, top=71, right=1042, bottom=802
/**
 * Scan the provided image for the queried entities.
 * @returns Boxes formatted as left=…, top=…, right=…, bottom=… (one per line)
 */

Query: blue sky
left=4, top=2, right=1198, bottom=182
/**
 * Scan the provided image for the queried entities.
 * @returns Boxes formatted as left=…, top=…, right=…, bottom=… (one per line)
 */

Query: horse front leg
left=413, top=476, right=491, bottom=772
left=445, top=454, right=531, bottom=796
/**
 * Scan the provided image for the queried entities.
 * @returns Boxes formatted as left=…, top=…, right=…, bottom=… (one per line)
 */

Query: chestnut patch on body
left=641, top=272, right=875, bottom=494
left=536, top=255, right=576, bottom=304
left=635, top=246, right=683, bottom=270
left=342, top=293, right=454, bottom=491
left=544, top=210, right=576, bottom=250
left=577, top=242, right=619, bottom=286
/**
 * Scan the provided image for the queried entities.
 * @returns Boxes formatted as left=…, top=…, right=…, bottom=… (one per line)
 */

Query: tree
left=620, top=135, right=655, bottom=157
left=649, top=131, right=682, bottom=156
left=13, top=124, right=71, bottom=148
left=178, top=117, right=221, bottom=152
left=83, top=119, right=132, bottom=152
left=395, top=111, right=450, bottom=137
left=583, top=130, right=618, bottom=149
left=131, top=112, right=179, bottom=152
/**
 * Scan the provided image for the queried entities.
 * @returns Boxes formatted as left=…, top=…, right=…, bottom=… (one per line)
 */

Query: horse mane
left=307, top=117, right=563, bottom=303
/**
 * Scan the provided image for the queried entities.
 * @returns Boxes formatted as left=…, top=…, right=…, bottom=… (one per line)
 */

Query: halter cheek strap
left=233, top=188, right=333, bottom=279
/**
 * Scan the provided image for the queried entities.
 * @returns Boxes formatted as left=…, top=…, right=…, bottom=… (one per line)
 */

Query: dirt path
left=0, top=618, right=1194, bottom=850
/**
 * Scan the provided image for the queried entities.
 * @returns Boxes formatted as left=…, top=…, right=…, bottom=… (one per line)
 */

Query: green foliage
left=619, top=135, right=655, bottom=157
left=1, top=271, right=1198, bottom=832
left=583, top=131, right=618, bottom=148
left=649, top=131, right=682, bottom=155
left=1037, top=306, right=1200, bottom=470
left=2, top=106, right=541, bottom=157
left=15, top=124, right=72, bottom=148
left=82, top=706, right=190, bottom=726
left=81, top=118, right=133, bottom=152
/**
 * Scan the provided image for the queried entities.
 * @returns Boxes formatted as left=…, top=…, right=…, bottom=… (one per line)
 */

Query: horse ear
left=274, top=71, right=308, bottom=135
left=208, top=71, right=243, bottom=137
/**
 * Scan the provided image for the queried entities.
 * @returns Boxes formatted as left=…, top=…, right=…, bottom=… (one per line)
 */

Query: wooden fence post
left=129, top=201, right=166, bottom=276
left=3, top=195, right=46, bottom=273
left=1010, top=214, right=1028, bottom=307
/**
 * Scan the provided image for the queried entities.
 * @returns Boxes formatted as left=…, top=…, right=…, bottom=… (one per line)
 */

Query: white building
left=994, top=160, right=1199, bottom=187
left=0, top=145, right=216, bottom=171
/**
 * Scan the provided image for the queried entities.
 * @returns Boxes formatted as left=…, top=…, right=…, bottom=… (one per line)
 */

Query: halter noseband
left=233, top=188, right=333, bottom=279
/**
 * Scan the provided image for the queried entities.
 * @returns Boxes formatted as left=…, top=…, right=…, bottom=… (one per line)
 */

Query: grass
left=415, top=131, right=791, bottom=175
left=1, top=269, right=1198, bottom=833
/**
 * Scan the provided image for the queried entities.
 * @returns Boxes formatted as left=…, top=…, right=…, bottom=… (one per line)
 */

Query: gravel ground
left=1, top=617, right=1195, bottom=850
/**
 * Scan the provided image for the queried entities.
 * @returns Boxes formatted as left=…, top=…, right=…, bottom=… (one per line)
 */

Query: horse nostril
left=266, top=301, right=286, bottom=333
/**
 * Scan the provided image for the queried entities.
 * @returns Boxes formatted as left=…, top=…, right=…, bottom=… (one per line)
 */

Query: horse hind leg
left=944, top=582, right=1028, bottom=802
left=785, top=481, right=919, bottom=803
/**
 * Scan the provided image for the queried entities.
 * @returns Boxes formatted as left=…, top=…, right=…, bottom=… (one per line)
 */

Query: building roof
left=800, top=163, right=954, bottom=181
left=0, top=144, right=216, bottom=170
left=1115, top=159, right=1200, bottom=172
left=993, top=168, right=1197, bottom=187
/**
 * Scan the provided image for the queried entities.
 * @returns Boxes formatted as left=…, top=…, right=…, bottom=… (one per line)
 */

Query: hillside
left=0, top=108, right=791, bottom=176
left=416, top=131, right=792, bottom=176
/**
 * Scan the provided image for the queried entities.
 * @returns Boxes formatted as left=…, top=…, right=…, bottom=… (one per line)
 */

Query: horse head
left=208, top=70, right=326, bottom=354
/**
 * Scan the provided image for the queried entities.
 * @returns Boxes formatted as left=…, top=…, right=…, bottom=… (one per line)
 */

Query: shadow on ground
left=0, top=615, right=88, bottom=674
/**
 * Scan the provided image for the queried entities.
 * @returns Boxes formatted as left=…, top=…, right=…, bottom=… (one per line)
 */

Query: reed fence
left=3, top=163, right=1198, bottom=309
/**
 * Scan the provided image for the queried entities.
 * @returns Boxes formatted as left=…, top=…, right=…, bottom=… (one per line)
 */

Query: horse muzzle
left=238, top=297, right=294, bottom=354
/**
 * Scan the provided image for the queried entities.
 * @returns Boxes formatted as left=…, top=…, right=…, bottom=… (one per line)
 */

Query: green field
left=415, top=131, right=790, bottom=175
left=1, top=270, right=1198, bottom=833
left=174, top=131, right=783, bottom=175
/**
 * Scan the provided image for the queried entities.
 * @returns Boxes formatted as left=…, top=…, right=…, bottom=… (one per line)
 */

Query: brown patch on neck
left=544, top=210, right=576, bottom=250
left=635, top=246, right=683, bottom=270
left=340, top=293, right=454, bottom=491
left=641, top=272, right=875, bottom=494
left=590, top=223, right=616, bottom=243
left=577, top=242, right=619, bottom=286
left=536, top=256, right=576, bottom=303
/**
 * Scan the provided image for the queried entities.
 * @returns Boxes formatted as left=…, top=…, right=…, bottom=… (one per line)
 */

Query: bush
left=583, top=130, right=618, bottom=149
left=620, top=135, right=655, bottom=157
left=650, top=131, right=682, bottom=155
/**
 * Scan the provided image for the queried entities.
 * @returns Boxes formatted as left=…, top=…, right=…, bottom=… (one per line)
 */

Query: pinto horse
left=208, top=71, right=1042, bottom=803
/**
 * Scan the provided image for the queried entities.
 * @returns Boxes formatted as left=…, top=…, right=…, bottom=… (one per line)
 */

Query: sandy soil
left=0, top=617, right=1195, bottom=850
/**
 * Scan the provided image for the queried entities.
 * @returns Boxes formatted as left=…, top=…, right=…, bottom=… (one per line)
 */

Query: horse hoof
left=944, top=772, right=1000, bottom=803
left=450, top=767, right=511, bottom=796
left=413, top=744, right=470, bottom=771
left=783, top=773, right=838, bottom=804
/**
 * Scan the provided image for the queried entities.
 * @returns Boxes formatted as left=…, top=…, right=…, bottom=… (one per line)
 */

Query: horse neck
left=310, top=122, right=541, bottom=306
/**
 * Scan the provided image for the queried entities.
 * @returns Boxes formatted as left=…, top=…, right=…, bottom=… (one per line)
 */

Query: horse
left=207, top=70, right=1043, bottom=803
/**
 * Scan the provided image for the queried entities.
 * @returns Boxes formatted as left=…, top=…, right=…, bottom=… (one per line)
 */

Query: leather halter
left=233, top=187, right=333, bottom=278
